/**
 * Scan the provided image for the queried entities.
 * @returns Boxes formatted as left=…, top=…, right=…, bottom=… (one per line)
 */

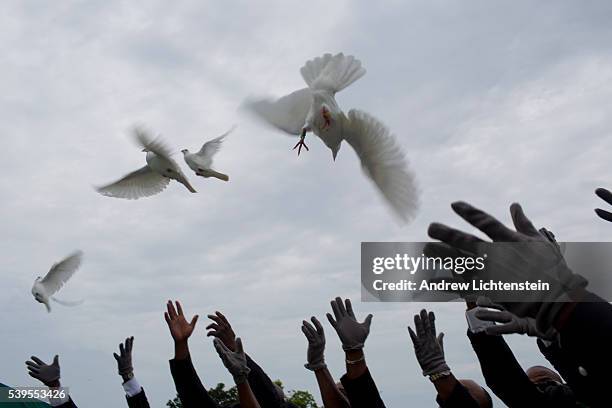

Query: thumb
left=190, top=315, right=199, bottom=328
left=236, top=337, right=244, bottom=354
left=113, top=353, right=120, bottom=362
left=363, top=314, right=373, bottom=329
left=437, top=332, right=445, bottom=352
left=53, top=355, right=60, bottom=367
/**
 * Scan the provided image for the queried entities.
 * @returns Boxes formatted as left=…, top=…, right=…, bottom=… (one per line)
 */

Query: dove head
left=181, top=149, right=189, bottom=155
left=141, top=148, right=149, bottom=152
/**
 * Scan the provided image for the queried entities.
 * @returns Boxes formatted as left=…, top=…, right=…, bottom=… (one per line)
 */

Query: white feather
left=343, top=110, right=420, bottom=223
left=244, top=88, right=312, bottom=135
left=96, top=166, right=170, bottom=200
left=300, top=53, right=366, bottom=93
left=40, top=251, right=83, bottom=296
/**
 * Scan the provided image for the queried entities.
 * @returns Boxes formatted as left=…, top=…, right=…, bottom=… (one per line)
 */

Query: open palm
left=164, top=300, right=199, bottom=342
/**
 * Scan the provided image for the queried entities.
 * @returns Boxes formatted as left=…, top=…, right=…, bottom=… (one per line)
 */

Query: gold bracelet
left=346, top=355, right=365, bottom=365
left=429, top=370, right=452, bottom=382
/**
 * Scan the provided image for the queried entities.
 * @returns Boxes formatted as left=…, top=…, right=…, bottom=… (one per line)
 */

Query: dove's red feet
left=293, top=129, right=309, bottom=156
left=321, top=107, right=332, bottom=130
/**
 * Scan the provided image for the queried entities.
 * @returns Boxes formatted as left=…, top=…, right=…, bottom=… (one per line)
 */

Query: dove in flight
left=32, top=251, right=84, bottom=313
left=181, top=127, right=233, bottom=182
left=97, top=127, right=196, bottom=199
left=245, top=52, right=419, bottom=222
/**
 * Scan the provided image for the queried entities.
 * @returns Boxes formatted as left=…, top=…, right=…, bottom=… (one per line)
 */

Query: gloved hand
left=595, top=188, right=612, bottom=222
left=301, top=316, right=326, bottom=371
left=26, top=355, right=61, bottom=387
left=408, top=309, right=450, bottom=377
left=113, top=336, right=135, bottom=381
left=426, top=201, right=587, bottom=332
left=326, top=297, right=373, bottom=351
left=206, top=311, right=237, bottom=351
left=474, top=297, right=559, bottom=340
left=213, top=337, right=250, bottom=385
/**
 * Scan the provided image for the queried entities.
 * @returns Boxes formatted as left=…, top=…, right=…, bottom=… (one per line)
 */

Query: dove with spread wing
left=32, top=251, right=84, bottom=313
left=97, top=127, right=196, bottom=199
left=245, top=53, right=419, bottom=222
left=181, top=127, right=233, bottom=182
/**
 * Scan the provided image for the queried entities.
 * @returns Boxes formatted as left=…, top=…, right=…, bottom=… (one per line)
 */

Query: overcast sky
left=2, top=1, right=612, bottom=407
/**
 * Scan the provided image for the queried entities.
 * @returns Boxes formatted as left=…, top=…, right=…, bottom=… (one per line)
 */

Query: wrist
left=174, top=340, right=189, bottom=360
left=345, top=349, right=364, bottom=360
left=47, top=380, right=61, bottom=388
left=121, top=372, right=134, bottom=383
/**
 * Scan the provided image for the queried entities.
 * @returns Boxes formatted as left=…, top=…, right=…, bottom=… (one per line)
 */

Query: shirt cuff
left=122, top=377, right=142, bottom=397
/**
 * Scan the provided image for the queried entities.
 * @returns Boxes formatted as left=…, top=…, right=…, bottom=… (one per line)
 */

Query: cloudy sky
left=2, top=1, right=612, bottom=406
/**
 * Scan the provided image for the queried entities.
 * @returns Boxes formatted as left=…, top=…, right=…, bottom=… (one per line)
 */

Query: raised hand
left=595, top=188, right=612, bottom=222
left=426, top=201, right=587, bottom=331
left=113, top=336, right=135, bottom=382
left=474, top=297, right=558, bottom=340
left=326, top=297, right=373, bottom=351
left=164, top=300, right=199, bottom=343
left=26, top=355, right=61, bottom=387
left=301, top=316, right=326, bottom=371
left=408, top=309, right=449, bottom=377
left=206, top=311, right=237, bottom=351
left=213, top=337, right=251, bottom=385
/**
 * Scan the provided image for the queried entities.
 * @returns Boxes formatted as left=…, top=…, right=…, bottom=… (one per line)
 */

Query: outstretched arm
left=214, top=338, right=261, bottom=408
left=302, top=316, right=350, bottom=408
left=25, top=355, right=77, bottom=408
left=164, top=300, right=218, bottom=408
left=113, top=336, right=151, bottom=408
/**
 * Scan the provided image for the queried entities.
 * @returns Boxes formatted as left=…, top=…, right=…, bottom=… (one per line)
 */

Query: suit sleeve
left=245, top=354, right=284, bottom=407
left=169, top=355, right=219, bottom=408
left=467, top=330, right=546, bottom=408
left=126, top=388, right=151, bottom=408
left=340, top=368, right=386, bottom=408
left=56, top=397, right=78, bottom=408
left=553, top=291, right=612, bottom=407
left=436, top=381, right=481, bottom=408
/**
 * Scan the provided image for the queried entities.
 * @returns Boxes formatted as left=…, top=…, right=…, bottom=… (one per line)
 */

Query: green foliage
left=167, top=381, right=320, bottom=408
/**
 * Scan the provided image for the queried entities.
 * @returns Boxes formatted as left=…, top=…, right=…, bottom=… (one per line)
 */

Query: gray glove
left=426, top=202, right=587, bottom=332
left=326, top=297, right=373, bottom=351
left=408, top=309, right=450, bottom=377
left=213, top=337, right=250, bottom=385
left=301, top=317, right=326, bottom=371
left=26, top=355, right=60, bottom=387
left=474, top=297, right=559, bottom=340
left=113, top=336, right=134, bottom=380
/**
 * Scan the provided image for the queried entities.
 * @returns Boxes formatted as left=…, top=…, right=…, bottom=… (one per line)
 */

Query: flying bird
left=97, top=128, right=196, bottom=199
left=32, top=251, right=84, bottom=313
left=181, top=127, right=233, bottom=182
left=245, top=53, right=419, bottom=222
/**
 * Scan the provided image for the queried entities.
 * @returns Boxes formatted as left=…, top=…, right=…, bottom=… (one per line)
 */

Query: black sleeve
left=554, top=291, right=612, bottom=407
left=245, top=354, right=284, bottom=408
left=169, top=355, right=220, bottom=408
left=436, top=381, right=481, bottom=408
left=467, top=330, right=546, bottom=408
left=340, top=368, right=386, bottom=408
left=126, top=388, right=151, bottom=408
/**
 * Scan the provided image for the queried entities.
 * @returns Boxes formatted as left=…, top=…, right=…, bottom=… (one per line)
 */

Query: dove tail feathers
left=51, top=297, right=84, bottom=307
left=198, top=170, right=229, bottom=182
left=300, top=53, right=366, bottom=93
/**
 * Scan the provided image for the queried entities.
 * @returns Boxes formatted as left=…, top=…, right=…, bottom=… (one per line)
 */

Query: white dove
left=97, top=128, right=196, bottom=199
left=32, top=251, right=83, bottom=313
left=245, top=53, right=419, bottom=222
left=181, top=127, right=233, bottom=182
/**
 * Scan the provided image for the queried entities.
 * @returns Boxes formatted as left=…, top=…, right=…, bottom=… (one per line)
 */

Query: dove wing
left=197, top=126, right=234, bottom=164
left=40, top=251, right=83, bottom=295
left=244, top=88, right=312, bottom=135
left=133, top=127, right=174, bottom=161
left=96, top=166, right=170, bottom=199
left=343, top=109, right=420, bottom=223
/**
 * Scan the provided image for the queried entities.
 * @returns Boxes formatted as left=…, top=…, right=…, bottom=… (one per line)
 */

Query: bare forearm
left=174, top=340, right=190, bottom=360
left=236, top=382, right=261, bottom=408
left=314, top=367, right=350, bottom=408
left=433, top=373, right=458, bottom=401
left=344, top=350, right=367, bottom=379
